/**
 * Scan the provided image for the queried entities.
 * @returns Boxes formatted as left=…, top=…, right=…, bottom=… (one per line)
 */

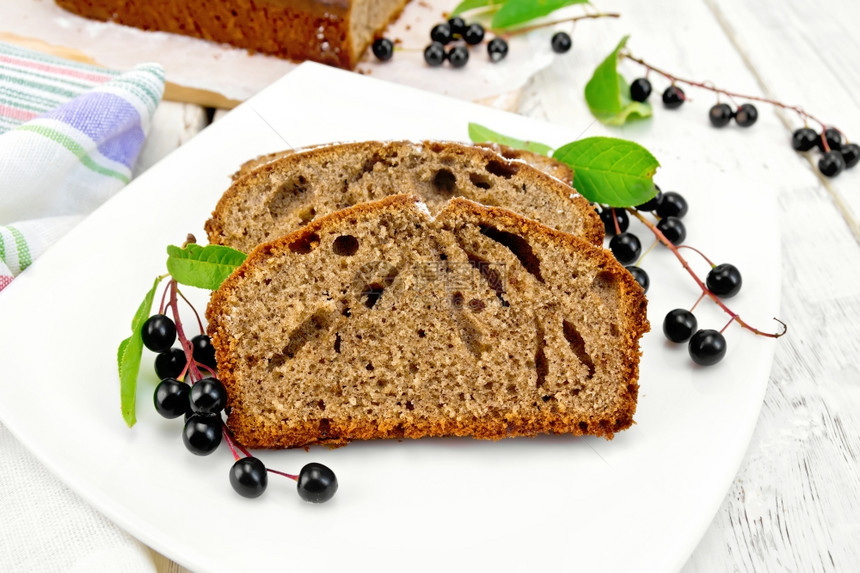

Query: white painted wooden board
left=520, top=0, right=860, bottom=571
left=127, top=1, right=860, bottom=569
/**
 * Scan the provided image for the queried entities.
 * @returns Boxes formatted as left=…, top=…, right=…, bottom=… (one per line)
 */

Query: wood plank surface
left=125, top=0, right=860, bottom=569
left=519, top=0, right=860, bottom=571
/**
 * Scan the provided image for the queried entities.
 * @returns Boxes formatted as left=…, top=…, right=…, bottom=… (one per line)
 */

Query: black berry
left=818, top=150, right=845, bottom=178
left=448, top=16, right=467, bottom=37
left=791, top=128, right=818, bottom=152
left=371, top=38, right=394, bottom=62
left=689, top=329, right=727, bottom=366
left=191, top=334, right=217, bottom=369
left=447, top=45, right=469, bottom=68
left=297, top=462, right=338, bottom=503
left=706, top=263, right=742, bottom=298
left=663, top=309, right=697, bottom=343
left=423, top=42, right=446, bottom=67
left=141, top=314, right=176, bottom=353
left=662, top=86, right=685, bottom=109
left=487, top=38, right=509, bottom=62
left=708, top=103, right=733, bottom=128
left=635, top=186, right=662, bottom=211
left=154, top=348, right=187, bottom=379
left=609, top=232, right=642, bottom=265
left=430, top=23, right=453, bottom=45
left=189, top=377, right=228, bottom=414
left=626, top=266, right=649, bottom=293
left=153, top=377, right=190, bottom=419
left=463, top=23, right=485, bottom=45
left=182, top=413, right=222, bottom=455
left=599, top=207, right=629, bottom=235
left=551, top=32, right=572, bottom=54
left=841, top=143, right=860, bottom=169
left=734, top=103, right=758, bottom=127
left=817, top=128, right=842, bottom=152
left=630, top=78, right=652, bottom=103
left=656, top=216, right=686, bottom=245
left=230, top=457, right=268, bottom=498
left=655, top=191, right=688, bottom=219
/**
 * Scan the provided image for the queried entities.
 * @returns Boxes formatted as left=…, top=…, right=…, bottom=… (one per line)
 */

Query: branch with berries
left=118, top=241, right=338, bottom=503
left=585, top=36, right=858, bottom=178
left=369, top=0, right=619, bottom=68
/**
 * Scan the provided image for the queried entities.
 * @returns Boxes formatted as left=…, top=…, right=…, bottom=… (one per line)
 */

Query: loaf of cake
left=205, top=141, right=602, bottom=254
left=54, top=0, right=410, bottom=69
left=207, top=195, right=648, bottom=449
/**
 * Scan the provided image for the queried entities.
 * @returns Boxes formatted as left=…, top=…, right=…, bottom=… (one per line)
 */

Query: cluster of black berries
left=599, top=189, right=739, bottom=366
left=662, top=262, right=741, bottom=366
left=630, top=78, right=759, bottom=127
left=372, top=16, right=575, bottom=67
left=141, top=311, right=337, bottom=503
left=373, top=16, right=504, bottom=68
left=143, top=313, right=216, bottom=383
left=791, top=126, right=859, bottom=178
left=599, top=186, right=689, bottom=272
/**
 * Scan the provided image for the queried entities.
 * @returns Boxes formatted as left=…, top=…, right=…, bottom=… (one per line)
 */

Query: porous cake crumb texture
left=207, top=195, right=648, bottom=449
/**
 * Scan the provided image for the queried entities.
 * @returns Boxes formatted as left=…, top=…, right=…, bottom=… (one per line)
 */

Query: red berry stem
left=167, top=279, right=204, bottom=381
left=621, top=51, right=828, bottom=129
left=690, top=292, right=706, bottom=313
left=626, top=208, right=787, bottom=338
left=266, top=468, right=299, bottom=482
left=495, top=12, right=621, bottom=37
left=158, top=280, right=171, bottom=314
left=677, top=244, right=716, bottom=267
left=175, top=287, right=206, bottom=335
left=223, top=426, right=241, bottom=461
left=611, top=208, right=622, bottom=235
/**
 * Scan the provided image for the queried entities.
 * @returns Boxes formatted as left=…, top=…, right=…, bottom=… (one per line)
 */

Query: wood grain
left=520, top=0, right=860, bottom=571
left=129, top=0, right=860, bottom=569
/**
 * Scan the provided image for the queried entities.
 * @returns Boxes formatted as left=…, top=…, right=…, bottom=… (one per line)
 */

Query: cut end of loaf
left=207, top=195, right=647, bottom=449
left=206, top=141, right=602, bottom=255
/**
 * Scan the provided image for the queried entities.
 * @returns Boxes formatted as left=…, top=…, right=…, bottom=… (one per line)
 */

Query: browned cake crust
left=205, top=141, right=602, bottom=254
left=207, top=194, right=648, bottom=449
left=55, top=0, right=409, bottom=69
left=232, top=143, right=574, bottom=184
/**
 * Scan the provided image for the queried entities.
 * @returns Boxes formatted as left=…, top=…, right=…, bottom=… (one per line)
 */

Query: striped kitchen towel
left=0, top=42, right=165, bottom=292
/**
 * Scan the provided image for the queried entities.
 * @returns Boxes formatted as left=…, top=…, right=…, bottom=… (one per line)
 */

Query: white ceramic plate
left=0, top=63, right=780, bottom=572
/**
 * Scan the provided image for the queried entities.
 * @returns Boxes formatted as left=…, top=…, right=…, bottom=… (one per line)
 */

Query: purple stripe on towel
left=43, top=91, right=145, bottom=168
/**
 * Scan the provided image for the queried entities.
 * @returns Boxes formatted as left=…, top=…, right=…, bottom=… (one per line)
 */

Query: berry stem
left=158, top=280, right=171, bottom=315
left=636, top=238, right=658, bottom=266
left=611, top=208, right=621, bottom=235
left=167, top=279, right=203, bottom=381
left=223, top=426, right=241, bottom=461
left=690, top=292, right=706, bottom=313
left=496, top=12, right=621, bottom=37
left=266, top=468, right=299, bottom=482
left=627, top=209, right=787, bottom=338
left=621, top=52, right=827, bottom=128
left=677, top=245, right=716, bottom=267
left=175, top=287, right=206, bottom=335
left=720, top=316, right=736, bottom=334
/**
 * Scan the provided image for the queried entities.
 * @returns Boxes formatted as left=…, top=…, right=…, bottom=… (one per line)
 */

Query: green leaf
left=118, top=275, right=164, bottom=427
left=584, top=36, right=652, bottom=126
left=166, top=244, right=246, bottom=290
left=451, top=0, right=502, bottom=16
left=492, top=0, right=588, bottom=30
left=468, top=122, right=553, bottom=156
left=552, top=137, right=659, bottom=206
